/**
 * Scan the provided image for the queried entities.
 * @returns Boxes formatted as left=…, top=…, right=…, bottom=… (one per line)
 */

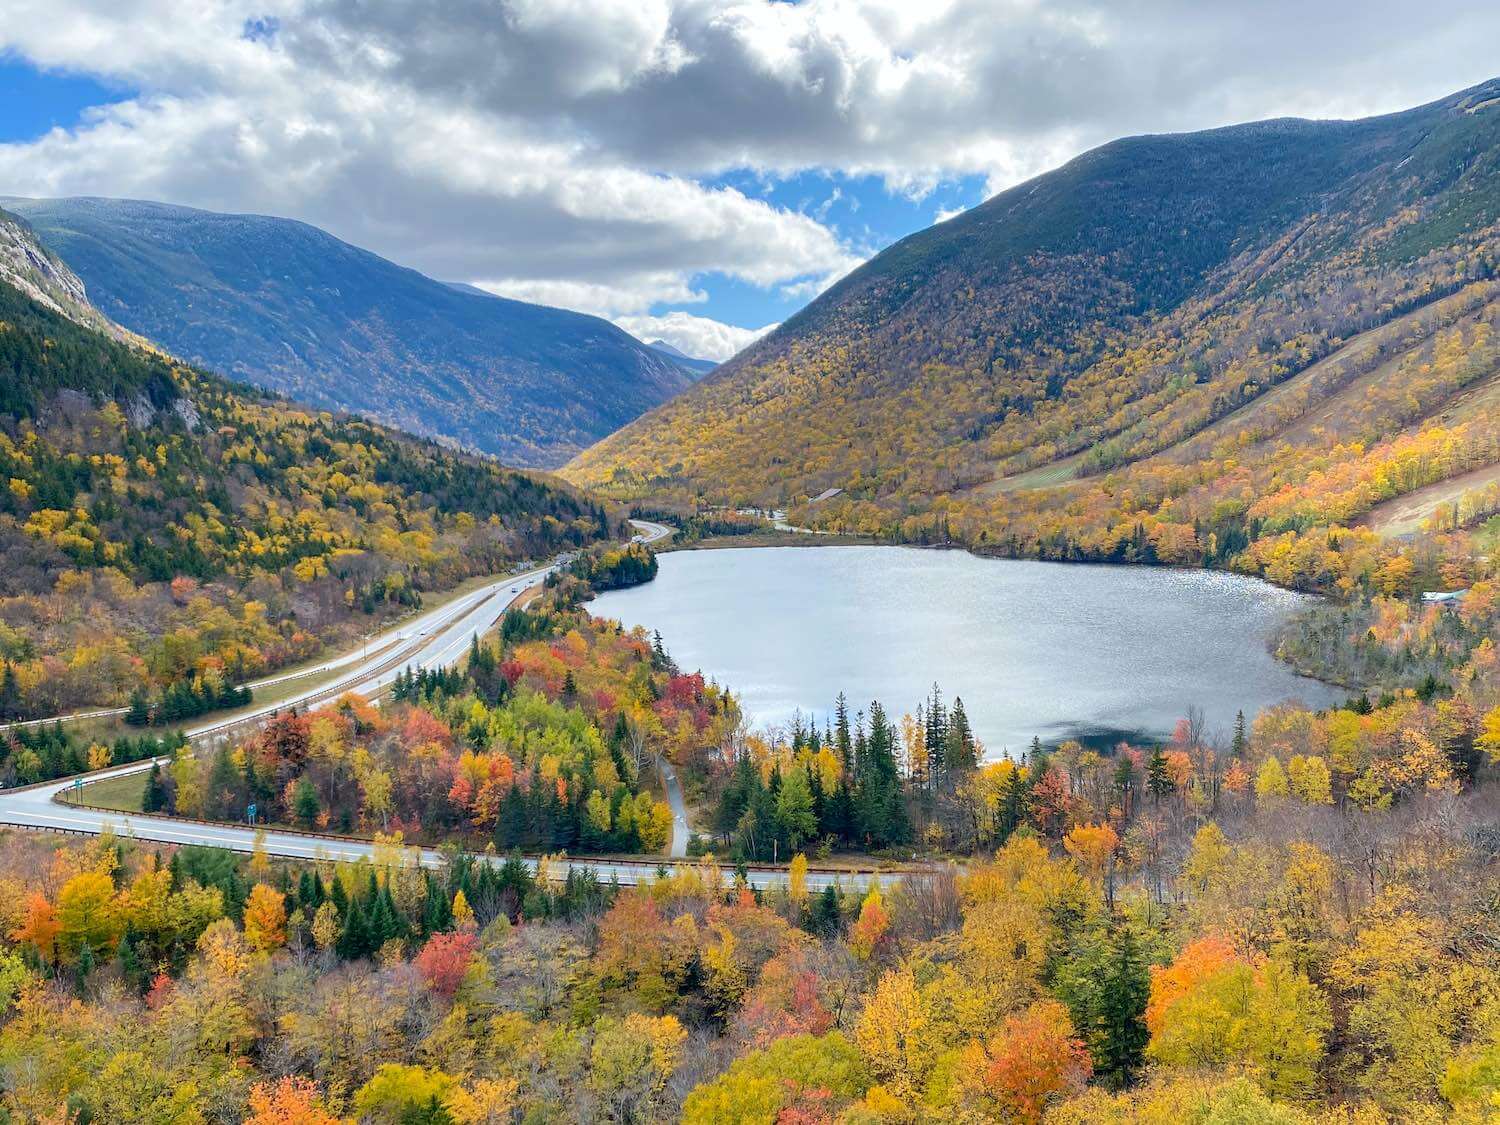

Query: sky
left=2, top=2, right=1499, bottom=361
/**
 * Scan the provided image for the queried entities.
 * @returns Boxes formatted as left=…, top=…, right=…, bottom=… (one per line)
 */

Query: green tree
left=1095, top=926, right=1151, bottom=1087
left=776, top=765, right=817, bottom=853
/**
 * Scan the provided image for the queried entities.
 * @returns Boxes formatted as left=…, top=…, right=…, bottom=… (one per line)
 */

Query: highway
left=0, top=519, right=848, bottom=888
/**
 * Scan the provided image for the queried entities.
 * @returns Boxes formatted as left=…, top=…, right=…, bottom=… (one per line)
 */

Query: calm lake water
left=590, top=545, right=1344, bottom=755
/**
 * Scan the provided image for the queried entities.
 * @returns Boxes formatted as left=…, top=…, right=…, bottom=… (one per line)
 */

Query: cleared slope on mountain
left=568, top=80, right=1500, bottom=595
left=0, top=207, right=615, bottom=719
left=4, top=197, right=691, bottom=468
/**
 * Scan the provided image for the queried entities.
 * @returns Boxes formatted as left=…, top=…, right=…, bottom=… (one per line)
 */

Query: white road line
left=0, top=520, right=882, bottom=888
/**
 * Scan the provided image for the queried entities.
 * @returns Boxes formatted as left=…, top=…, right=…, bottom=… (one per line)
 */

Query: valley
left=3, top=197, right=692, bottom=468
left=1, top=38, right=1499, bottom=1124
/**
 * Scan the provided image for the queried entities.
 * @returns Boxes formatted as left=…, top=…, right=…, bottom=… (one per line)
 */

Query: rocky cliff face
left=0, top=207, right=120, bottom=336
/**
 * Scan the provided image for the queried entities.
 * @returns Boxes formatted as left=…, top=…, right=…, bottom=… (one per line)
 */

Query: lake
left=589, top=545, right=1345, bottom=755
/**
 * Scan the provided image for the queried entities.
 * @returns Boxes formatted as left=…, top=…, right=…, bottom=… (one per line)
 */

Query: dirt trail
left=1363, top=461, right=1500, bottom=538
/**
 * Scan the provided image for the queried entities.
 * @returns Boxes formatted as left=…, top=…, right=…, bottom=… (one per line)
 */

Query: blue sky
left=1, top=50, right=984, bottom=352
left=0, top=56, right=129, bottom=142
left=3, top=2, right=1498, bottom=360
left=689, top=169, right=990, bottom=329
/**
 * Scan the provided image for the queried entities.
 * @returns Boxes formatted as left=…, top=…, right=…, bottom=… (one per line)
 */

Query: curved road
left=0, top=520, right=834, bottom=888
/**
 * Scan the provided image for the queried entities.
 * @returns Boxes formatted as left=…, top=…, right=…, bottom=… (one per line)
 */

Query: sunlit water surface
left=591, top=546, right=1342, bottom=754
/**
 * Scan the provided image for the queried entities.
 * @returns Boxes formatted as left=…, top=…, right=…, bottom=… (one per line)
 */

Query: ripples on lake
left=590, top=545, right=1343, bottom=755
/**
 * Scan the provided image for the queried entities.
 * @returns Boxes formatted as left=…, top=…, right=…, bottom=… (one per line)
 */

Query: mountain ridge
left=566, top=77, right=1500, bottom=597
left=4, top=195, right=692, bottom=468
left=0, top=205, right=614, bottom=717
left=647, top=339, right=717, bottom=377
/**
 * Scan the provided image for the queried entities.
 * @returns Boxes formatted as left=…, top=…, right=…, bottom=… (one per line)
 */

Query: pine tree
left=998, top=766, right=1028, bottom=841
left=125, top=687, right=151, bottom=727
left=1146, top=748, right=1174, bottom=801
left=293, top=778, right=321, bottom=828
left=0, top=663, right=21, bottom=721
left=117, top=928, right=146, bottom=993
left=142, top=764, right=168, bottom=813
left=1230, top=710, right=1247, bottom=758
left=925, top=685, right=948, bottom=789
left=1094, top=926, right=1150, bottom=1086
left=814, top=884, right=843, bottom=937
left=825, top=777, right=855, bottom=845
left=834, top=693, right=852, bottom=768
left=944, top=696, right=978, bottom=781
left=337, top=898, right=370, bottom=960
left=297, top=870, right=319, bottom=911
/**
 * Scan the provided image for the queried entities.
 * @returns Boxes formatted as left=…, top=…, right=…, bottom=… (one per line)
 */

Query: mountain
left=647, top=339, right=717, bottom=378
left=0, top=205, right=614, bottom=719
left=567, top=79, right=1500, bottom=595
left=2, top=197, right=692, bottom=468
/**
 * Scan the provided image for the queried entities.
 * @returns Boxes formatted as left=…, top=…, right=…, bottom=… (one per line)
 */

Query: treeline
left=0, top=723, right=186, bottom=788
left=557, top=541, right=658, bottom=593
left=630, top=506, right=764, bottom=544
left=125, top=674, right=251, bottom=727
left=0, top=274, right=623, bottom=720
left=713, top=691, right=977, bottom=860
left=140, top=590, right=717, bottom=855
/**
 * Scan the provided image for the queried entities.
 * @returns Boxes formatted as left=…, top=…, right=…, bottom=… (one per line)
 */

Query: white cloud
left=1, top=0, right=1497, bottom=326
left=472, top=273, right=704, bottom=318
left=614, top=310, right=776, bottom=362
left=934, top=205, right=966, bottom=224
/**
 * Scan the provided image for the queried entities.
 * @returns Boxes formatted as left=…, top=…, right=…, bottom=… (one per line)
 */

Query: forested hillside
left=4, top=197, right=692, bottom=468
left=0, top=209, right=617, bottom=718
left=567, top=79, right=1500, bottom=602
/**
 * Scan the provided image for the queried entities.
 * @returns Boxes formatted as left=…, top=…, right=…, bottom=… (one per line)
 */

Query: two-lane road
left=0, top=521, right=799, bottom=887
left=0, top=518, right=898, bottom=888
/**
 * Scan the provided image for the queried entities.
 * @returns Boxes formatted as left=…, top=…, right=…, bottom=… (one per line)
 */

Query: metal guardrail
left=39, top=791, right=905, bottom=878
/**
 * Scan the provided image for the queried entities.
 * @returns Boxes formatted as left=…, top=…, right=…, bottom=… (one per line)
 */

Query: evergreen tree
left=608, top=713, right=632, bottom=784
left=0, top=662, right=19, bottom=721
left=142, top=763, right=168, bottom=813
left=998, top=766, right=1029, bottom=841
left=1230, top=710, right=1247, bottom=757
left=925, top=684, right=948, bottom=789
left=813, top=884, right=843, bottom=938
left=1095, top=926, right=1151, bottom=1086
left=833, top=693, right=852, bottom=768
left=117, top=928, right=147, bottom=993
left=205, top=749, right=243, bottom=820
left=297, top=870, right=320, bottom=912
left=1146, top=748, right=1175, bottom=802
left=337, top=898, right=370, bottom=960
left=943, top=696, right=978, bottom=781
left=422, top=872, right=454, bottom=934
left=496, top=783, right=528, bottom=850
left=292, top=778, right=321, bottom=828
left=125, top=687, right=151, bottom=727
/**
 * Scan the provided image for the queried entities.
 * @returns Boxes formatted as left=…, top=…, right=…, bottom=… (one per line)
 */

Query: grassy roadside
left=71, top=770, right=147, bottom=813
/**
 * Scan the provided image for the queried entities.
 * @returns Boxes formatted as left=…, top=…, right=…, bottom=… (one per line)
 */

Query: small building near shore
left=1421, top=589, right=1470, bottom=606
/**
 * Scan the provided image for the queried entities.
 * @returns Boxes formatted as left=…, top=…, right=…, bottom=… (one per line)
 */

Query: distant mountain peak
left=4, top=197, right=691, bottom=468
left=567, top=75, right=1500, bottom=537
left=645, top=339, right=717, bottom=377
